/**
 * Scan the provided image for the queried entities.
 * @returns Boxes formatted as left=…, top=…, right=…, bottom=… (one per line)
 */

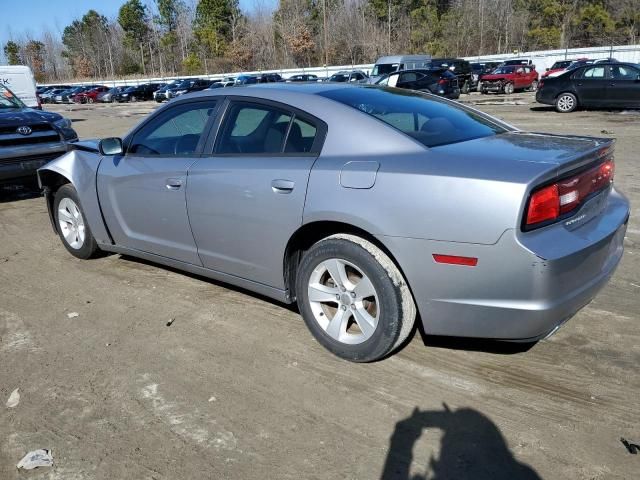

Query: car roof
left=375, top=54, right=431, bottom=63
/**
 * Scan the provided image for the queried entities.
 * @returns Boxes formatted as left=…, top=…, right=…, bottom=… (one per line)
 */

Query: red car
left=479, top=65, right=539, bottom=94
left=71, top=86, right=109, bottom=104
left=542, top=58, right=590, bottom=78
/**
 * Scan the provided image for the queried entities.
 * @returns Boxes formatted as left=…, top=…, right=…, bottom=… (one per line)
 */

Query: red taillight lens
left=525, top=158, right=614, bottom=228
left=526, top=184, right=559, bottom=225
left=438, top=78, right=447, bottom=85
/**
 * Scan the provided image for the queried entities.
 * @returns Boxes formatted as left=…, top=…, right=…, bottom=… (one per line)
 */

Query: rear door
left=187, top=98, right=325, bottom=288
left=97, top=99, right=219, bottom=264
left=607, top=64, right=640, bottom=107
left=575, top=66, right=609, bottom=106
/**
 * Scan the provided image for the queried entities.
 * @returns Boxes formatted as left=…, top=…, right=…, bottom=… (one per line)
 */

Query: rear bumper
left=378, top=189, right=629, bottom=340
left=535, top=89, right=557, bottom=106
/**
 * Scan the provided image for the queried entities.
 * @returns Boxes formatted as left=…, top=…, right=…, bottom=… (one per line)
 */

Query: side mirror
left=99, top=137, right=123, bottom=156
left=545, top=68, right=550, bottom=71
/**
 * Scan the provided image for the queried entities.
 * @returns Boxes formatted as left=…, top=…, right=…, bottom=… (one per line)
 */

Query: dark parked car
left=117, top=83, right=164, bottom=102
left=536, top=62, right=640, bottom=112
left=235, top=74, right=283, bottom=85
left=97, top=86, right=127, bottom=103
left=153, top=80, right=185, bottom=102
left=0, top=83, right=77, bottom=185
left=375, top=68, right=460, bottom=99
left=328, top=70, right=369, bottom=83
left=164, top=79, right=213, bottom=100
left=287, top=74, right=319, bottom=82
left=429, top=58, right=472, bottom=93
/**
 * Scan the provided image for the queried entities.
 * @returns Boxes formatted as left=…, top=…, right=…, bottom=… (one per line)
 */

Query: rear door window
left=215, top=102, right=320, bottom=155
left=216, top=103, right=292, bottom=154
left=582, top=67, right=606, bottom=79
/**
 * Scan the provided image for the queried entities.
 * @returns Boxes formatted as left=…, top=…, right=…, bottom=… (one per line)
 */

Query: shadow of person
left=381, top=405, right=541, bottom=480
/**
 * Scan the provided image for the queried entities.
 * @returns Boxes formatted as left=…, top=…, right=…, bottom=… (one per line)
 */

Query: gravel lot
left=1, top=93, right=639, bottom=479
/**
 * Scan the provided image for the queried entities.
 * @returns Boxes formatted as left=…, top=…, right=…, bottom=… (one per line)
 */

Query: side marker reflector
left=432, top=254, right=478, bottom=267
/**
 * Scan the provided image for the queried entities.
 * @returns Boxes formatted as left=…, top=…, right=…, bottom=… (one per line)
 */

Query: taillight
left=526, top=184, right=559, bottom=225
left=438, top=78, right=447, bottom=85
left=525, top=158, right=614, bottom=229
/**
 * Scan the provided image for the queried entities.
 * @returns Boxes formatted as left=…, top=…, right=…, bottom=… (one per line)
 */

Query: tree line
left=3, top=0, right=639, bottom=82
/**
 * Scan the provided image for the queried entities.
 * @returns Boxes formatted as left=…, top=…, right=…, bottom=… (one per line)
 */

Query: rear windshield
left=319, top=86, right=507, bottom=148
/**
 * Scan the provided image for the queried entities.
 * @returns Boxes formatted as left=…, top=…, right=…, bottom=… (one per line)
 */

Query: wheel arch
left=38, top=169, right=71, bottom=232
left=283, top=220, right=412, bottom=302
left=555, top=90, right=580, bottom=106
left=37, top=150, right=113, bottom=245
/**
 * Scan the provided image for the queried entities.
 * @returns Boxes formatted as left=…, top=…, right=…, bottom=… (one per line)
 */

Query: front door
left=97, top=99, right=218, bottom=264
left=607, top=64, right=640, bottom=108
left=576, top=65, right=609, bottom=106
left=187, top=99, right=324, bottom=288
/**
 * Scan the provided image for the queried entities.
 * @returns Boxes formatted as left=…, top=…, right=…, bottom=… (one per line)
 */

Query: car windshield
left=319, top=86, right=507, bottom=148
left=371, top=63, right=399, bottom=76
left=492, top=66, right=515, bottom=74
left=551, top=61, right=571, bottom=69
left=0, top=84, right=26, bottom=109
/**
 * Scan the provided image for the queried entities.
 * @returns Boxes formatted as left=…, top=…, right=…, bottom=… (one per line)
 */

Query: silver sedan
left=38, top=84, right=629, bottom=361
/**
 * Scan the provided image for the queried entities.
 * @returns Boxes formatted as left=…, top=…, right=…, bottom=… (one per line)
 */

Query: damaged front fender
left=37, top=147, right=112, bottom=245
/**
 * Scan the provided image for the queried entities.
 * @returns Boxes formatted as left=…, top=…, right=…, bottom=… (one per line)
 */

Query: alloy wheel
left=557, top=94, right=575, bottom=112
left=57, top=197, right=86, bottom=250
left=307, top=258, right=379, bottom=345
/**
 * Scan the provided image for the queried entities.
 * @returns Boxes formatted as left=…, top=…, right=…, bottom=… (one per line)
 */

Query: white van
left=0, top=65, right=39, bottom=109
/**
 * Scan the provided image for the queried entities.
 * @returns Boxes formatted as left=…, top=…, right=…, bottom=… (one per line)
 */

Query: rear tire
left=53, top=184, right=100, bottom=260
left=296, top=234, right=416, bottom=362
left=555, top=92, right=577, bottom=113
left=529, top=80, right=539, bottom=91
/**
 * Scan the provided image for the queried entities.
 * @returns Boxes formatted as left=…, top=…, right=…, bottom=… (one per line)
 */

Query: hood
left=480, top=73, right=512, bottom=81
left=0, top=107, right=63, bottom=127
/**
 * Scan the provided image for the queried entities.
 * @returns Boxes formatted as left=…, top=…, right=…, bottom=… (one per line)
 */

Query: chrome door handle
left=271, top=179, right=294, bottom=194
left=166, top=178, right=182, bottom=190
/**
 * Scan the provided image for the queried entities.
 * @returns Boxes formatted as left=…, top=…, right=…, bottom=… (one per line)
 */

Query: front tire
left=54, top=184, right=100, bottom=259
left=504, top=82, right=514, bottom=95
left=555, top=92, right=577, bottom=113
left=296, top=234, right=416, bottom=362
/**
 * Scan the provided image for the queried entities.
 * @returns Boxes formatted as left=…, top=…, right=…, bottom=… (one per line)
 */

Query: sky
left=0, top=0, right=269, bottom=54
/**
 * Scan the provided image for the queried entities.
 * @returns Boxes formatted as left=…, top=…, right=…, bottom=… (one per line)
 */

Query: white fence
left=44, top=44, right=640, bottom=88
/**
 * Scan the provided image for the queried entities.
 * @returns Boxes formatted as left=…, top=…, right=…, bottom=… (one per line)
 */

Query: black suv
left=1, top=84, right=77, bottom=185
left=116, top=83, right=164, bottom=102
left=375, top=68, right=460, bottom=99
left=428, top=58, right=472, bottom=93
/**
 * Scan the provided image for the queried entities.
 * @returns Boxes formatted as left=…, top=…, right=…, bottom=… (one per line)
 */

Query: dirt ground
left=1, top=93, right=639, bottom=479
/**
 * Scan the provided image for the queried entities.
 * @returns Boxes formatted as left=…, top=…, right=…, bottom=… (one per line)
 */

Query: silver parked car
left=38, top=84, right=629, bottom=362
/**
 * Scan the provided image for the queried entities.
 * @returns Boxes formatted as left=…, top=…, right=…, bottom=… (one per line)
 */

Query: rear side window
left=319, top=86, right=507, bottom=148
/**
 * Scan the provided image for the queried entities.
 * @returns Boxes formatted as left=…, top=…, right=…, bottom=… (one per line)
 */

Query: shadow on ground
left=0, top=179, right=41, bottom=203
left=381, top=405, right=541, bottom=480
